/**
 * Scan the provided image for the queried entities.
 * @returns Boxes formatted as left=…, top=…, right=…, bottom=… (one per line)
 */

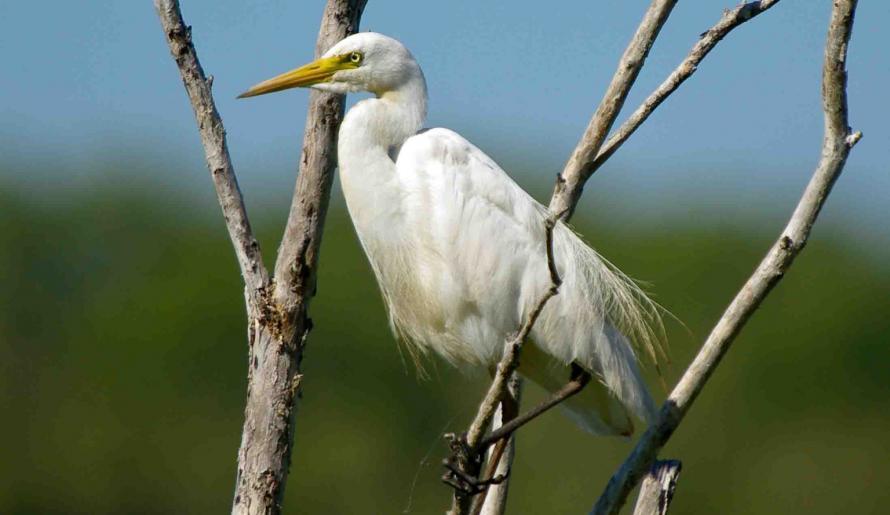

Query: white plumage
left=241, top=32, right=664, bottom=436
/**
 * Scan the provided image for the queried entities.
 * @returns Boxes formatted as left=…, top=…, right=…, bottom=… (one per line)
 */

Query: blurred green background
left=2, top=0, right=889, bottom=513
left=1, top=168, right=888, bottom=514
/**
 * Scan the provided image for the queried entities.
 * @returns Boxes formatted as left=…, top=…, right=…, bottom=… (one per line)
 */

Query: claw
left=441, top=457, right=511, bottom=496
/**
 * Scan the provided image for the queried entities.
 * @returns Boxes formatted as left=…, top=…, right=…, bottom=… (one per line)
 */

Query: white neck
left=340, top=76, right=427, bottom=155
left=337, top=73, right=428, bottom=247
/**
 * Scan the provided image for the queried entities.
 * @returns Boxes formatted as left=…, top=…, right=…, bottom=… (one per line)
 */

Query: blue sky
left=1, top=1, right=887, bottom=241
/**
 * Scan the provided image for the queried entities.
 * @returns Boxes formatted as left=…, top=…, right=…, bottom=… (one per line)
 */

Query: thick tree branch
left=591, top=0, right=783, bottom=173
left=272, top=0, right=367, bottom=314
left=549, top=0, right=679, bottom=220
left=155, top=1, right=366, bottom=514
left=229, top=2, right=367, bottom=514
left=590, top=1, right=861, bottom=513
left=154, top=0, right=269, bottom=301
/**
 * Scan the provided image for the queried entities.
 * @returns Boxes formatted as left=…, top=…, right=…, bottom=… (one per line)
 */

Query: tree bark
left=631, top=461, right=681, bottom=515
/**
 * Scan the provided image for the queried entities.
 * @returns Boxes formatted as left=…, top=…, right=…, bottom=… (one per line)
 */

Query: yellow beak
left=237, top=54, right=357, bottom=99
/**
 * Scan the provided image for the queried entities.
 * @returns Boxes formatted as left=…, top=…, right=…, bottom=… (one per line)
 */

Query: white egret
left=240, top=33, right=663, bottom=436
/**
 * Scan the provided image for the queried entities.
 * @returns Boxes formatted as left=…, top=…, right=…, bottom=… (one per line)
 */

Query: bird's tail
left=518, top=341, right=635, bottom=436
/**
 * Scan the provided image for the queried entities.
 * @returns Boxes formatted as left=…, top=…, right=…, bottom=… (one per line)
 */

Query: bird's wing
left=395, top=128, right=661, bottom=429
left=395, top=127, right=548, bottom=363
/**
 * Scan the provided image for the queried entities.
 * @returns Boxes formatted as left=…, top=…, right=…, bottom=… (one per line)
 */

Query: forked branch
left=549, top=0, right=679, bottom=220
left=591, top=0, right=784, bottom=173
left=591, top=1, right=861, bottom=513
left=155, top=1, right=367, bottom=514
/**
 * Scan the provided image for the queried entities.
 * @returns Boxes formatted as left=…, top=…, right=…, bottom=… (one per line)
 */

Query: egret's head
left=238, top=32, right=423, bottom=99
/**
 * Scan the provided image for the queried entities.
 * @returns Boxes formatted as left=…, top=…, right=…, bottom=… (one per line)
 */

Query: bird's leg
left=442, top=384, right=518, bottom=500
left=451, top=366, right=589, bottom=510
left=443, top=366, right=589, bottom=500
left=475, top=364, right=591, bottom=451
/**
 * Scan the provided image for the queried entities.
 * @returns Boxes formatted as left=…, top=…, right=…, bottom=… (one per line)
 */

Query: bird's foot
left=441, top=456, right=509, bottom=496
left=441, top=432, right=506, bottom=496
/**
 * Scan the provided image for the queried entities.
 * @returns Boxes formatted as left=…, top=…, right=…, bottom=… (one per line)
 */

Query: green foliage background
left=1, top=167, right=888, bottom=514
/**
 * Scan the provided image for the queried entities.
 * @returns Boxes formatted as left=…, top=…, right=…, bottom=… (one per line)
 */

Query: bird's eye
left=349, top=51, right=363, bottom=64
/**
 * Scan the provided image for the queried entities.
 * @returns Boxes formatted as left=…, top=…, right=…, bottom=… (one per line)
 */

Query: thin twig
left=154, top=0, right=269, bottom=302
left=471, top=369, right=589, bottom=515
left=477, top=369, right=590, bottom=450
left=591, top=0, right=784, bottom=173
left=590, top=1, right=861, bottom=513
left=549, top=0, right=679, bottom=220
left=447, top=214, right=562, bottom=514
left=465, top=214, right=563, bottom=450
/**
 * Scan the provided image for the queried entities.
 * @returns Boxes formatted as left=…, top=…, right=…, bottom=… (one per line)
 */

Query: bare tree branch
left=272, top=1, right=366, bottom=312
left=477, top=368, right=589, bottom=450
left=632, top=460, right=681, bottom=515
left=230, top=2, right=366, bottom=514
left=591, top=0, right=783, bottom=174
left=590, top=2, right=861, bottom=513
left=549, top=0, right=679, bottom=220
left=155, top=1, right=366, bottom=513
left=154, top=0, right=269, bottom=303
